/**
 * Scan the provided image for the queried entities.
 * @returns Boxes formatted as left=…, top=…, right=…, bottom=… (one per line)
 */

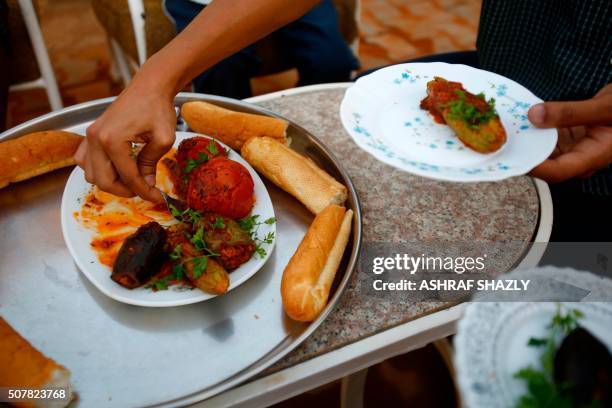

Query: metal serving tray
left=0, top=93, right=362, bottom=407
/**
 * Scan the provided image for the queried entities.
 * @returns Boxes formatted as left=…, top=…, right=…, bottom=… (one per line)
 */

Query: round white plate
left=340, top=63, right=558, bottom=182
left=61, top=131, right=276, bottom=307
left=455, top=267, right=612, bottom=407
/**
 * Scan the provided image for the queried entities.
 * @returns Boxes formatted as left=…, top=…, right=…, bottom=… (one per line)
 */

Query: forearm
left=137, top=0, right=319, bottom=96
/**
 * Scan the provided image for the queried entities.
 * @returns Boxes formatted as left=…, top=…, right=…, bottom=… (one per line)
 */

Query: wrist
left=131, top=55, right=184, bottom=101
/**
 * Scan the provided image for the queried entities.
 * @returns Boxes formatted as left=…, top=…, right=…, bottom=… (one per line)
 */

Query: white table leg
left=109, top=38, right=133, bottom=86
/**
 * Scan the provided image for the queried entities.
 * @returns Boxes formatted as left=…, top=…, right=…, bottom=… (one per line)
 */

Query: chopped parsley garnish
left=190, top=226, right=206, bottom=251
left=211, top=216, right=226, bottom=229
left=238, top=215, right=276, bottom=258
left=513, top=305, right=584, bottom=408
left=238, top=214, right=259, bottom=231
left=446, top=89, right=497, bottom=129
left=206, top=139, right=219, bottom=155
left=145, top=258, right=187, bottom=291
left=183, top=152, right=209, bottom=174
left=169, top=244, right=183, bottom=261
left=189, top=256, right=209, bottom=279
left=169, top=205, right=202, bottom=224
left=150, top=278, right=170, bottom=291
left=172, top=263, right=184, bottom=280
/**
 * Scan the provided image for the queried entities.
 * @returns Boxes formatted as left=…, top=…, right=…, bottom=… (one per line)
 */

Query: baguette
left=241, top=137, right=347, bottom=214
left=0, top=317, right=72, bottom=408
left=281, top=205, right=353, bottom=322
left=0, top=130, right=83, bottom=189
left=181, top=101, right=289, bottom=150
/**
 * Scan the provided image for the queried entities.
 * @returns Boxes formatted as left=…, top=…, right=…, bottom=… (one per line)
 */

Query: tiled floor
left=5, top=0, right=480, bottom=129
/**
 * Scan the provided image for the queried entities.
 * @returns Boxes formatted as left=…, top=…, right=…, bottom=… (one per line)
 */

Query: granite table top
left=254, top=87, right=540, bottom=375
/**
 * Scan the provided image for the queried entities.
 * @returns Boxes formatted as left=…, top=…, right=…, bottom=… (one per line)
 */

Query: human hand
left=74, top=67, right=177, bottom=202
left=528, top=84, right=612, bottom=183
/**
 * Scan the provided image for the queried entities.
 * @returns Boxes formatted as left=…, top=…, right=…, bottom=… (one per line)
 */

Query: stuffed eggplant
left=111, top=222, right=167, bottom=289
left=420, top=76, right=506, bottom=153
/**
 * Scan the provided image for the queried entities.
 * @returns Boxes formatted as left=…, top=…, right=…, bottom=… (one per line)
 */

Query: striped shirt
left=477, top=0, right=611, bottom=101
left=477, top=0, right=611, bottom=195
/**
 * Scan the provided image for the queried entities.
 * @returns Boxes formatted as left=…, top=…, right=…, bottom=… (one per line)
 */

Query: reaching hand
left=74, top=72, right=177, bottom=202
left=528, top=84, right=612, bottom=183
left=72, top=0, right=331, bottom=202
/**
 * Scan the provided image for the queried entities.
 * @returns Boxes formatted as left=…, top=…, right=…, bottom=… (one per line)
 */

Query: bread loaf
left=0, top=130, right=83, bottom=189
left=181, top=101, right=288, bottom=150
left=241, top=137, right=347, bottom=214
left=0, top=317, right=72, bottom=408
left=281, top=205, right=353, bottom=322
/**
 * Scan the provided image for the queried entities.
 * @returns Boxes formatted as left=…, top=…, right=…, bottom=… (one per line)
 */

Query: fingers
left=74, top=138, right=87, bottom=169
left=528, top=93, right=612, bottom=128
left=529, top=151, right=591, bottom=183
left=107, top=138, right=164, bottom=203
left=594, top=83, right=612, bottom=97
left=85, top=127, right=134, bottom=197
left=136, top=126, right=175, bottom=187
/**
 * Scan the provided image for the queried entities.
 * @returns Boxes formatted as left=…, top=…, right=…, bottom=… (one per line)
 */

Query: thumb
left=137, top=128, right=175, bottom=188
left=528, top=94, right=612, bottom=128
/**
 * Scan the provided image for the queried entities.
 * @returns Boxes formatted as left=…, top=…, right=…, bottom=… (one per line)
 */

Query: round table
left=0, top=83, right=551, bottom=407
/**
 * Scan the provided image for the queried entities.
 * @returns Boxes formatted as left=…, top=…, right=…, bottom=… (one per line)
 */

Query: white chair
left=97, top=0, right=361, bottom=87
left=9, top=0, right=62, bottom=111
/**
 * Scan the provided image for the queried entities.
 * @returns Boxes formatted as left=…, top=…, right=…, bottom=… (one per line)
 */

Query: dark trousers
left=165, top=0, right=359, bottom=99
left=358, top=51, right=611, bottom=243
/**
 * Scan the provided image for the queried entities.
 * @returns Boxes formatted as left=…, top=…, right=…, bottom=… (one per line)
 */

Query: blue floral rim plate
left=340, top=63, right=558, bottom=182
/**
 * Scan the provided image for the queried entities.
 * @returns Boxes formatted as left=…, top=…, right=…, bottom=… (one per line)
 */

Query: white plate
left=61, top=131, right=276, bottom=307
left=455, top=267, right=612, bottom=408
left=340, top=63, right=558, bottom=182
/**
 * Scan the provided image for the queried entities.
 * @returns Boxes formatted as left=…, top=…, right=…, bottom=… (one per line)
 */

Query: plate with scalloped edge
left=454, top=266, right=612, bottom=407
left=60, top=130, right=276, bottom=307
left=340, top=62, right=558, bottom=182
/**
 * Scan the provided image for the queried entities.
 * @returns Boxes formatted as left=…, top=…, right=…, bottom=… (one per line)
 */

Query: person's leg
left=274, top=0, right=359, bottom=85
left=356, top=50, right=480, bottom=79
left=548, top=176, right=612, bottom=242
left=190, top=46, right=260, bottom=99
left=164, top=0, right=260, bottom=98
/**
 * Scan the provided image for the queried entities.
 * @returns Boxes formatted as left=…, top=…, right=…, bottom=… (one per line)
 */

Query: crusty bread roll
left=0, top=130, right=83, bottom=189
left=241, top=137, right=347, bottom=214
left=281, top=205, right=353, bottom=322
left=0, top=317, right=71, bottom=408
left=181, top=101, right=288, bottom=150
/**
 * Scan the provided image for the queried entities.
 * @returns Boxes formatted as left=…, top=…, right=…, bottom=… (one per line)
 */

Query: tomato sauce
left=75, top=150, right=176, bottom=268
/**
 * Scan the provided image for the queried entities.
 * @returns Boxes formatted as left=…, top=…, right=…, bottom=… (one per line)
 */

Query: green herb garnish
left=513, top=305, right=585, bottom=408
left=238, top=215, right=276, bottom=258
left=190, top=226, right=206, bottom=251
left=183, top=152, right=209, bottom=174
left=189, top=256, right=209, bottom=279
left=211, top=216, right=226, bottom=229
left=169, top=205, right=202, bottom=224
left=169, top=244, right=183, bottom=261
left=446, top=89, right=497, bottom=129
left=206, top=139, right=219, bottom=155
left=145, top=261, right=187, bottom=291
left=172, top=263, right=184, bottom=280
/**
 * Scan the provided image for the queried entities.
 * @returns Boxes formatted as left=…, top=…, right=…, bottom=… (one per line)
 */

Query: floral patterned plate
left=455, top=267, right=612, bottom=407
left=340, top=63, right=558, bottom=182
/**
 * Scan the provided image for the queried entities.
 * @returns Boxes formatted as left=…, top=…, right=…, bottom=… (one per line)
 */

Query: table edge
left=196, top=85, right=553, bottom=408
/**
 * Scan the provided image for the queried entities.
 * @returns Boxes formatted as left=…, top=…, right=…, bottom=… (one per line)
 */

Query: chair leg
left=109, top=38, right=132, bottom=87
left=433, top=338, right=462, bottom=408
left=127, top=0, right=147, bottom=66
left=340, top=368, right=368, bottom=408
left=17, top=0, right=62, bottom=111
